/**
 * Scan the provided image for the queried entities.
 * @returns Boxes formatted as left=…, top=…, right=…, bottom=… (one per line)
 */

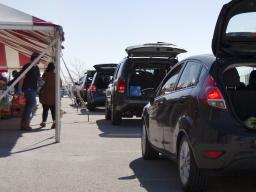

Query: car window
left=113, top=64, right=120, bottom=79
left=226, top=12, right=256, bottom=38
left=176, top=61, right=202, bottom=90
left=159, top=65, right=182, bottom=96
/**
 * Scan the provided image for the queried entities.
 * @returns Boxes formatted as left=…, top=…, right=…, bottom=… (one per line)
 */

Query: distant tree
left=68, top=58, right=88, bottom=83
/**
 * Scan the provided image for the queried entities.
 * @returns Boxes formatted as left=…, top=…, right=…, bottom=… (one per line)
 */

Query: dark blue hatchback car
left=141, top=1, right=256, bottom=191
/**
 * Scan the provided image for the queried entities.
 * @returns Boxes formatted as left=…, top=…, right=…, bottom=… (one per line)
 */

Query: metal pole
left=0, top=39, right=57, bottom=101
left=55, top=29, right=61, bottom=143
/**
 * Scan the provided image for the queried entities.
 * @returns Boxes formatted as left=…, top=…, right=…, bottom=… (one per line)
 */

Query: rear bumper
left=193, top=142, right=256, bottom=170
left=89, top=94, right=106, bottom=106
left=114, top=98, right=148, bottom=116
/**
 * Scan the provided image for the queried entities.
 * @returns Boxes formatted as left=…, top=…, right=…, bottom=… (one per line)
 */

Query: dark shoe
left=20, top=119, right=32, bottom=131
left=51, top=122, right=56, bottom=129
left=40, top=122, right=46, bottom=127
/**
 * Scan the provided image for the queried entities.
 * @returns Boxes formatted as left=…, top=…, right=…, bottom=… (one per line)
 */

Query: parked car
left=72, top=70, right=96, bottom=105
left=79, top=70, right=96, bottom=102
left=141, top=1, right=256, bottom=191
left=87, top=64, right=117, bottom=111
left=105, top=42, right=186, bottom=125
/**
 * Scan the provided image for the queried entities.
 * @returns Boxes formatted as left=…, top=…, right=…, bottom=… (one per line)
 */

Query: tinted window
left=176, top=61, right=202, bottom=90
left=159, top=65, right=182, bottom=95
left=95, top=74, right=113, bottom=89
left=113, top=64, right=120, bottom=79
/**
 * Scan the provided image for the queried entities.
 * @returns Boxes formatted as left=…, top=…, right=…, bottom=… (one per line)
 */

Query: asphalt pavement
left=0, top=98, right=256, bottom=192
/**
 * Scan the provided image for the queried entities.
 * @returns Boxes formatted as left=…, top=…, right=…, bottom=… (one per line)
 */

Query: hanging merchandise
left=0, top=91, right=12, bottom=119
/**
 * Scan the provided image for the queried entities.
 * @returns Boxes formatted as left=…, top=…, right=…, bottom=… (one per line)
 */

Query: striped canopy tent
left=0, top=3, right=64, bottom=72
left=0, top=3, right=64, bottom=142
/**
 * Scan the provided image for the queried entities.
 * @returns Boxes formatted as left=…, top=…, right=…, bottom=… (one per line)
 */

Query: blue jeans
left=22, top=89, right=37, bottom=120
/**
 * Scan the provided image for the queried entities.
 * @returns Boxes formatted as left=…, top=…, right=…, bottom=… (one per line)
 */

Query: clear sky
left=0, top=0, right=231, bottom=71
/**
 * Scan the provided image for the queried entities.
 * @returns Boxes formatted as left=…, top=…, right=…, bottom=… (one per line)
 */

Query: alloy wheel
left=179, top=139, right=191, bottom=186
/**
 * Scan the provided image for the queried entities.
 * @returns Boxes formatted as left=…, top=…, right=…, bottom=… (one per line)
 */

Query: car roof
left=181, top=54, right=216, bottom=68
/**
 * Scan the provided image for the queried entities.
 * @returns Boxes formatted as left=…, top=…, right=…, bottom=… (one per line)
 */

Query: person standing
left=39, top=62, right=56, bottom=129
left=7, top=70, right=20, bottom=93
left=18, top=52, right=41, bottom=130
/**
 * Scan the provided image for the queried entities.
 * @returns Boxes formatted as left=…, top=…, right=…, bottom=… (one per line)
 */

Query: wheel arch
left=175, top=115, right=194, bottom=158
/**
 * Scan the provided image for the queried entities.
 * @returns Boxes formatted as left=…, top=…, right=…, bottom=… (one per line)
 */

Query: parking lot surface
left=0, top=98, right=256, bottom=192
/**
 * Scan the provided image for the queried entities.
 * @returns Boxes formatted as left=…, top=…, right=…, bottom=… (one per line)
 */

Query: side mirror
left=141, top=88, right=155, bottom=104
left=74, top=82, right=79, bottom=86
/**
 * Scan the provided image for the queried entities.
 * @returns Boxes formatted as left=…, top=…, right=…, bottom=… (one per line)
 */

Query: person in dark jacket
left=18, top=52, right=41, bottom=130
left=39, top=62, right=56, bottom=129
left=7, top=70, right=19, bottom=93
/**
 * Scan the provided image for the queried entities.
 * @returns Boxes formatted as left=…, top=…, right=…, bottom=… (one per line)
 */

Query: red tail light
left=204, top=151, right=224, bottom=159
left=91, top=85, right=97, bottom=93
left=117, top=81, right=126, bottom=93
left=83, top=85, right=87, bottom=92
left=199, top=75, right=227, bottom=110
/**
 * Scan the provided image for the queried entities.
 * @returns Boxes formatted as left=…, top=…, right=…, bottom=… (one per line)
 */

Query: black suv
left=141, top=1, right=256, bottom=191
left=87, top=64, right=117, bottom=111
left=105, top=42, right=186, bottom=125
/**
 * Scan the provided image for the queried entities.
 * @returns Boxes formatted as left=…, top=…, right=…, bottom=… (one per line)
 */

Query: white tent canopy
left=0, top=3, right=64, bottom=142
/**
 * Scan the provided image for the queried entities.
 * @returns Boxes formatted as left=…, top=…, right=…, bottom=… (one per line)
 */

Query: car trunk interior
left=221, top=64, right=256, bottom=128
left=95, top=72, right=113, bottom=94
left=128, top=58, right=176, bottom=98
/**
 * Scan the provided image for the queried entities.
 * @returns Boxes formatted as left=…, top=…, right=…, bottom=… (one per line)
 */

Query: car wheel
left=178, top=137, right=207, bottom=192
left=141, top=121, right=159, bottom=160
left=87, top=103, right=95, bottom=111
left=105, top=102, right=111, bottom=120
left=111, top=105, right=121, bottom=125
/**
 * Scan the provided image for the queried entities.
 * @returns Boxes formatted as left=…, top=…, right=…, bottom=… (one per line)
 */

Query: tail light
left=204, top=151, right=224, bottom=159
left=83, top=85, right=87, bottom=92
left=117, top=81, right=126, bottom=93
left=91, top=85, right=97, bottom=93
left=199, top=75, right=227, bottom=110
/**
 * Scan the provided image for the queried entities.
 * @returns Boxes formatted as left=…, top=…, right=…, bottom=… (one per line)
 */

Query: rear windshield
left=128, top=62, right=170, bottom=96
left=226, top=12, right=256, bottom=39
left=95, top=74, right=113, bottom=89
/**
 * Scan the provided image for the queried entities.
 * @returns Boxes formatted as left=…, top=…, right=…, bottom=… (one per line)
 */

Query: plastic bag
left=244, top=117, right=256, bottom=129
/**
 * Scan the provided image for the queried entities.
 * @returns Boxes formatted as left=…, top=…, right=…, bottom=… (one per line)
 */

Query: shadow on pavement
left=79, top=108, right=105, bottom=116
left=119, top=157, right=182, bottom=192
left=121, top=158, right=256, bottom=192
left=96, top=119, right=142, bottom=138
left=0, top=118, right=22, bottom=158
left=0, top=117, right=54, bottom=158
left=11, top=136, right=56, bottom=155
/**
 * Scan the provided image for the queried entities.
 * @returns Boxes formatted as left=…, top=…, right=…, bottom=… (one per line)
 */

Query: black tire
left=178, top=137, right=207, bottom=192
left=105, top=102, right=111, bottom=120
left=141, top=121, right=159, bottom=160
left=87, top=103, right=95, bottom=111
left=111, top=105, right=121, bottom=125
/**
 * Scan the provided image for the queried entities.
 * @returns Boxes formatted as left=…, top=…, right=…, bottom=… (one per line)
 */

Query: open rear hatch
left=93, top=64, right=117, bottom=95
left=212, top=0, right=256, bottom=58
left=214, top=0, right=256, bottom=130
left=126, top=42, right=187, bottom=58
left=93, top=64, right=117, bottom=74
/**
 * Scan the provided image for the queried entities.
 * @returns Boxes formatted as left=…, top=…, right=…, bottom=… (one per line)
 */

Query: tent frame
left=0, top=26, right=63, bottom=143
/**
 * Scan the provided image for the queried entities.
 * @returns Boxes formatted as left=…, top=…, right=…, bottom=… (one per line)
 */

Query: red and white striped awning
left=0, top=3, right=64, bottom=72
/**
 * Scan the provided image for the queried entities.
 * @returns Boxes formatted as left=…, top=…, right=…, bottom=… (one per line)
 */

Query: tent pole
left=55, top=30, right=61, bottom=143
left=0, top=39, right=57, bottom=101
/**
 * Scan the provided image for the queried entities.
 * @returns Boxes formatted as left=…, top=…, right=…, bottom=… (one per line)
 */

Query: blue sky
left=0, top=0, right=230, bottom=70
